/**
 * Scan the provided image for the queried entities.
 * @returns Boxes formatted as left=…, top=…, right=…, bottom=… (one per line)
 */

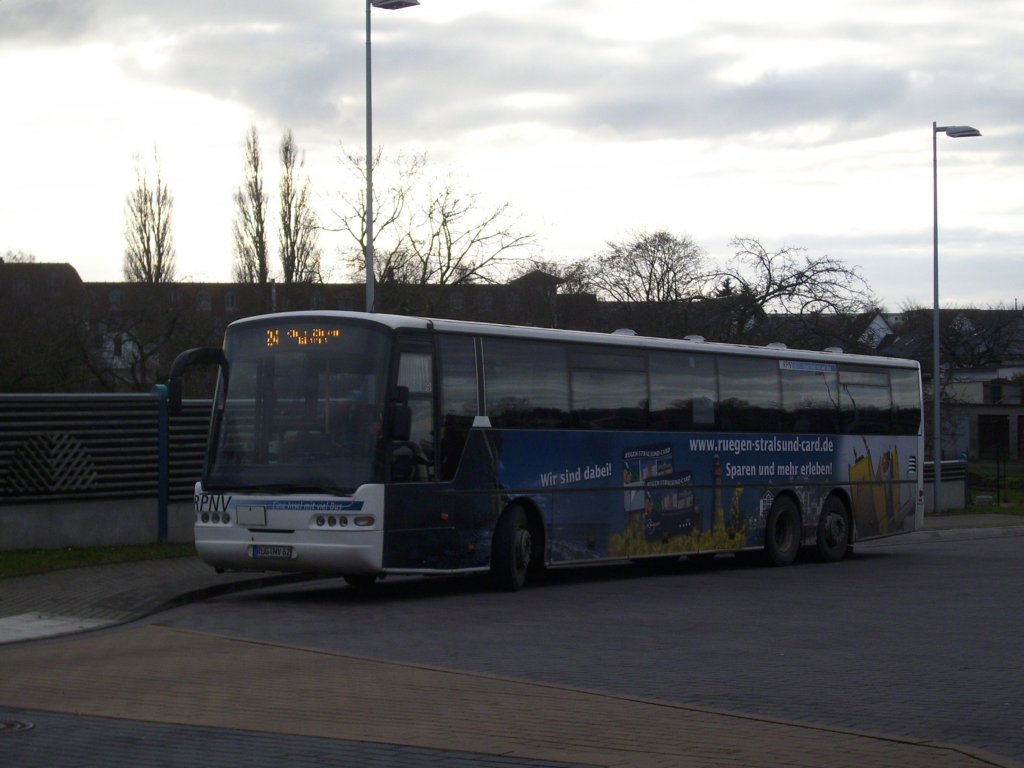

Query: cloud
left=1, top=0, right=1022, bottom=304
left=11, top=0, right=1020, bottom=149
left=0, top=0, right=95, bottom=43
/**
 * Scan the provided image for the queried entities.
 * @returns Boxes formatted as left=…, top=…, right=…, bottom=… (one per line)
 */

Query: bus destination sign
left=266, top=328, right=342, bottom=348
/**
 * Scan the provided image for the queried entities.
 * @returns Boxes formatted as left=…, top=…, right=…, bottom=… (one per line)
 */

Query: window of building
left=984, top=381, right=1022, bottom=406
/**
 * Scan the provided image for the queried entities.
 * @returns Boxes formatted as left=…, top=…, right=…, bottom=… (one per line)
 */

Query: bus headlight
left=354, top=516, right=374, bottom=527
left=198, top=513, right=231, bottom=526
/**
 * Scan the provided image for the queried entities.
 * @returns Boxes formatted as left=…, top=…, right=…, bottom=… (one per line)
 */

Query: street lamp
left=932, top=121, right=981, bottom=511
left=365, top=0, right=420, bottom=313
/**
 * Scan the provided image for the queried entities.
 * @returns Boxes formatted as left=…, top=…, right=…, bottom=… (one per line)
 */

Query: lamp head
left=371, top=0, right=420, bottom=8
left=937, top=125, right=982, bottom=138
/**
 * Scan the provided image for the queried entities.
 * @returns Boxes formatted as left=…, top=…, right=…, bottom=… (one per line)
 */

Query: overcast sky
left=1, top=0, right=1021, bottom=310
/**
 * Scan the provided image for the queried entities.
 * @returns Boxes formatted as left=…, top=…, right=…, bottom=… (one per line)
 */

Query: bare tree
left=233, top=126, right=269, bottom=285
left=333, top=149, right=535, bottom=310
left=698, top=237, right=875, bottom=340
left=333, top=146, right=426, bottom=288
left=406, top=183, right=534, bottom=287
left=278, top=130, right=322, bottom=284
left=580, top=231, right=705, bottom=303
left=81, top=285, right=223, bottom=392
left=898, top=303, right=1023, bottom=372
left=123, top=151, right=176, bottom=283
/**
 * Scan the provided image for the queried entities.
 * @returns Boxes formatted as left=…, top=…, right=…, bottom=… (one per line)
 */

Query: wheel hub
left=516, top=529, right=532, bottom=571
left=825, top=514, right=846, bottom=547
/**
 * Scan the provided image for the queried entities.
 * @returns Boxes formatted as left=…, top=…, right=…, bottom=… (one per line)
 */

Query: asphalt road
left=155, top=529, right=1024, bottom=764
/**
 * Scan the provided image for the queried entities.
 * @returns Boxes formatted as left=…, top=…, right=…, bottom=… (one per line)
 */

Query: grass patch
left=0, top=542, right=195, bottom=580
left=965, top=460, right=1024, bottom=513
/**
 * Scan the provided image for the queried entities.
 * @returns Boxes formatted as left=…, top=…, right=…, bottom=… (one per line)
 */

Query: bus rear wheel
left=765, top=495, right=801, bottom=567
left=491, top=505, right=533, bottom=592
left=816, top=495, right=850, bottom=563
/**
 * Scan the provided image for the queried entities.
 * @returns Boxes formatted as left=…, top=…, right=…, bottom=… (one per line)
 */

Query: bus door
left=392, top=343, right=436, bottom=482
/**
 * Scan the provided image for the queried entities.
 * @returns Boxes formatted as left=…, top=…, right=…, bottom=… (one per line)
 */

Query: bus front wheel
left=491, top=505, right=533, bottom=592
left=815, top=495, right=850, bottom=563
left=765, top=495, right=801, bottom=567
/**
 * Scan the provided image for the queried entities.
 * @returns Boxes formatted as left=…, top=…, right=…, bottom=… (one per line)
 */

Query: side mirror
left=167, top=347, right=227, bottom=415
left=167, top=377, right=183, bottom=414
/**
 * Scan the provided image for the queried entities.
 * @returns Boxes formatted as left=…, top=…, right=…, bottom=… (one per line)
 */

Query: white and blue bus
left=169, top=311, right=924, bottom=591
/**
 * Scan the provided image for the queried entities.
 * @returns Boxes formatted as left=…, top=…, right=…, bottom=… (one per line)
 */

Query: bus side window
left=649, top=351, right=718, bottom=431
left=890, top=368, right=922, bottom=435
left=568, top=348, right=646, bottom=429
left=718, top=356, right=780, bottom=432
left=484, top=339, right=569, bottom=429
left=781, top=367, right=839, bottom=434
left=438, top=335, right=478, bottom=480
left=839, top=369, right=892, bottom=435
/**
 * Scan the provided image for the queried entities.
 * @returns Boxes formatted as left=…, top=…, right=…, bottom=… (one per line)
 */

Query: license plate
left=250, top=545, right=293, bottom=560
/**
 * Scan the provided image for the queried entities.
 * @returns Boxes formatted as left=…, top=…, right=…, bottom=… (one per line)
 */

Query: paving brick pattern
left=158, top=528, right=1024, bottom=766
left=0, top=626, right=1002, bottom=768
left=0, top=519, right=1022, bottom=767
left=0, top=707, right=594, bottom=768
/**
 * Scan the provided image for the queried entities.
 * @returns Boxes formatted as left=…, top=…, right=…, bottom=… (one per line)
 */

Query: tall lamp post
left=365, top=0, right=420, bottom=313
left=932, top=121, right=981, bottom=511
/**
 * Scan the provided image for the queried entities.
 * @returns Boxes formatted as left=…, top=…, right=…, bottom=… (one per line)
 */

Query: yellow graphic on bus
left=849, top=438, right=901, bottom=536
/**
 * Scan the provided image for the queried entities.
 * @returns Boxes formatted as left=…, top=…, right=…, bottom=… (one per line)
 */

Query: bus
left=168, top=311, right=924, bottom=591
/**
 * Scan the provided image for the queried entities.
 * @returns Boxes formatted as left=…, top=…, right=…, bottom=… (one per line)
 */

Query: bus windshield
left=205, top=319, right=391, bottom=494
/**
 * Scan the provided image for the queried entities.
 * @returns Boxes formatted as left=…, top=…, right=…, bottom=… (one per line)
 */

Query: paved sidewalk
left=0, top=514, right=1022, bottom=768
left=920, top=511, right=1024, bottom=530
left=0, top=555, right=314, bottom=643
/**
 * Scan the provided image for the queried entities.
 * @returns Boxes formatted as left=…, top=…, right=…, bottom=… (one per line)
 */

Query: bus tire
left=765, top=495, right=801, bottom=567
left=816, top=494, right=851, bottom=563
left=491, top=505, right=533, bottom=592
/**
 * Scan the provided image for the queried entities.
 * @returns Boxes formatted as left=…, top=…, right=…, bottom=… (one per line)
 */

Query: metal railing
left=923, top=459, right=968, bottom=512
left=0, top=394, right=210, bottom=504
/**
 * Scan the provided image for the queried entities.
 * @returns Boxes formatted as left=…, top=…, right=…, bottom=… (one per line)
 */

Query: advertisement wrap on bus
left=488, top=431, right=914, bottom=560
